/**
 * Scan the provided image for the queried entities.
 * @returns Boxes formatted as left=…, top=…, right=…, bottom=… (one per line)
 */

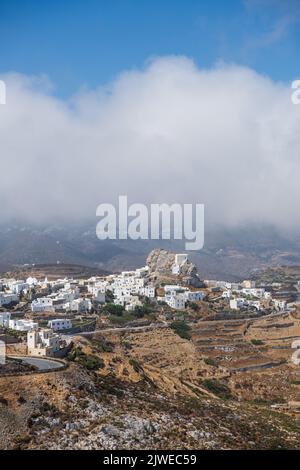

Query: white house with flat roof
left=140, top=286, right=156, bottom=298
left=165, top=294, right=186, bottom=310
left=26, top=277, right=38, bottom=287
left=242, top=288, right=265, bottom=298
left=31, top=297, right=54, bottom=312
left=184, top=290, right=206, bottom=301
left=69, top=298, right=92, bottom=313
left=9, top=280, right=29, bottom=295
left=0, top=292, right=18, bottom=306
left=9, top=319, right=38, bottom=331
left=47, top=319, right=72, bottom=331
left=164, top=285, right=187, bottom=296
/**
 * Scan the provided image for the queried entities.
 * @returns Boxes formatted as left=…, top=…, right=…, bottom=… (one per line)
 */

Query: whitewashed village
left=0, top=249, right=294, bottom=359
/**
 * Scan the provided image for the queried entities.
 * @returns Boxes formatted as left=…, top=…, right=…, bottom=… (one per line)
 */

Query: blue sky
left=0, top=0, right=299, bottom=96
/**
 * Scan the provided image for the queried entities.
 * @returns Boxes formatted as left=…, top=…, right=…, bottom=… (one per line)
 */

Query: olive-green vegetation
left=68, top=347, right=105, bottom=370
left=169, top=321, right=191, bottom=340
left=201, top=379, right=232, bottom=399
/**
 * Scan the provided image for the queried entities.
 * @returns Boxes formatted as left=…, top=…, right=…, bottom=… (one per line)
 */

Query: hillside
left=3, top=264, right=110, bottom=280
left=1, top=324, right=300, bottom=450
left=2, top=224, right=300, bottom=279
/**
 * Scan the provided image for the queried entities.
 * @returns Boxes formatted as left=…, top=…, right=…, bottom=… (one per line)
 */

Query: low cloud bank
left=0, top=56, right=299, bottom=231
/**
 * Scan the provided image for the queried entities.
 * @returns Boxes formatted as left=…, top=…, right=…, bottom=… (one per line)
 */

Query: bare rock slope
left=146, top=249, right=202, bottom=287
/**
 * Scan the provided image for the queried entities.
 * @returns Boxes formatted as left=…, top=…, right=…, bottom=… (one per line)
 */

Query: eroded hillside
left=1, top=324, right=300, bottom=449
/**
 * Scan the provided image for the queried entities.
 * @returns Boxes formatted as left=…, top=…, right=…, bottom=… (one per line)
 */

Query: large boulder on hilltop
left=146, top=249, right=175, bottom=274
left=146, top=249, right=202, bottom=288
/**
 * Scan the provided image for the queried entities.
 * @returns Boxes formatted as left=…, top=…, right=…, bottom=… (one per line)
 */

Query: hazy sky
left=0, top=1, right=300, bottom=231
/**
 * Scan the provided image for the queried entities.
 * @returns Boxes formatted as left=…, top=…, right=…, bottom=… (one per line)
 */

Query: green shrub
left=68, top=346, right=105, bottom=370
left=109, top=314, right=123, bottom=325
left=204, top=357, right=218, bottom=367
left=251, top=339, right=264, bottom=345
left=201, top=379, right=232, bottom=399
left=187, top=301, right=200, bottom=312
left=84, top=355, right=105, bottom=370
left=290, top=380, right=300, bottom=385
left=102, top=303, right=125, bottom=316
left=129, top=358, right=142, bottom=373
left=91, top=339, right=114, bottom=353
left=134, top=304, right=154, bottom=317
left=170, top=321, right=191, bottom=340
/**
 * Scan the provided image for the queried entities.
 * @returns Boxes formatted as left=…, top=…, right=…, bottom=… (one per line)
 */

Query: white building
left=264, top=291, right=272, bottom=300
left=125, top=297, right=143, bottom=311
left=69, top=298, right=92, bottom=313
left=273, top=299, right=287, bottom=311
left=55, top=288, right=78, bottom=303
left=9, top=280, right=29, bottom=295
left=230, top=298, right=245, bottom=310
left=164, top=285, right=187, bottom=296
left=204, top=280, right=230, bottom=289
left=242, top=280, right=256, bottom=289
left=135, top=266, right=149, bottom=277
left=26, top=276, right=38, bottom=286
left=248, top=300, right=261, bottom=311
left=230, top=298, right=260, bottom=311
left=165, top=295, right=186, bottom=310
left=88, top=282, right=106, bottom=293
left=184, top=290, right=206, bottom=301
left=31, top=297, right=54, bottom=312
left=27, top=329, right=60, bottom=356
left=172, top=254, right=188, bottom=275
left=114, top=297, right=124, bottom=306
left=222, top=290, right=232, bottom=299
left=88, top=283, right=106, bottom=303
left=47, top=318, right=72, bottom=331
left=0, top=292, right=19, bottom=306
left=242, top=288, right=265, bottom=298
left=140, top=286, right=156, bottom=298
left=0, top=312, right=11, bottom=328
left=9, top=319, right=38, bottom=331
left=94, top=290, right=106, bottom=303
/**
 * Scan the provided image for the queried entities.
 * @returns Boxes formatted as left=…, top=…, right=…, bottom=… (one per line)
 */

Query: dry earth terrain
left=1, top=313, right=300, bottom=450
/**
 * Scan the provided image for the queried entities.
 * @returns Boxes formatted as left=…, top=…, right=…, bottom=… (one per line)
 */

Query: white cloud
left=0, top=56, right=299, bottom=231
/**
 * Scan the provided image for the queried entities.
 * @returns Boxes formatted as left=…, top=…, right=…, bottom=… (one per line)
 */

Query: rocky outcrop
left=146, top=249, right=175, bottom=275
left=146, top=249, right=202, bottom=287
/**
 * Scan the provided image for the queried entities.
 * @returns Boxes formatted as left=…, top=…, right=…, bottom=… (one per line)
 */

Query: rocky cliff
left=146, top=249, right=202, bottom=287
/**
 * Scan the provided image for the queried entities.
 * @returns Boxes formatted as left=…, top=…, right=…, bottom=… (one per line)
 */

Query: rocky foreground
left=0, top=364, right=300, bottom=450
left=0, top=326, right=300, bottom=450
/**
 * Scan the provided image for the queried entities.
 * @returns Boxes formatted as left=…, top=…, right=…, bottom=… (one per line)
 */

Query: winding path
left=66, top=322, right=169, bottom=337
left=8, top=356, right=65, bottom=371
